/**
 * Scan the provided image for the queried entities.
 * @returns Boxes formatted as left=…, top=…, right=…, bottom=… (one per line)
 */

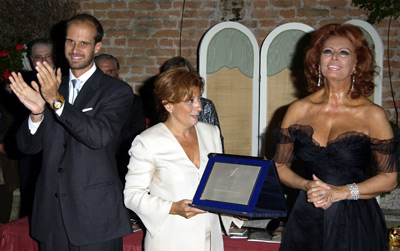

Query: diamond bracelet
left=347, top=183, right=359, bottom=200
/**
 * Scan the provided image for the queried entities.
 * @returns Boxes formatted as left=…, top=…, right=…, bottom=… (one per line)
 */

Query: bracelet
left=31, top=111, right=44, bottom=116
left=347, top=183, right=359, bottom=200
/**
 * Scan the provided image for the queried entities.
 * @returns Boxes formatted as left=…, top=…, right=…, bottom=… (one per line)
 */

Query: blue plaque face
left=189, top=153, right=287, bottom=218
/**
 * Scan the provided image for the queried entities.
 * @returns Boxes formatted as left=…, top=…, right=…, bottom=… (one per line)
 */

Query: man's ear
left=94, top=42, right=102, bottom=54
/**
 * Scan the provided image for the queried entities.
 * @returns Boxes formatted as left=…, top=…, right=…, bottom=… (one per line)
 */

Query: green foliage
left=352, top=0, right=400, bottom=23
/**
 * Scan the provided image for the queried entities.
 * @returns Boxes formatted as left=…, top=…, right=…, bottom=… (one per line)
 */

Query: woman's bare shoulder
left=359, top=99, right=393, bottom=139
left=281, top=96, right=314, bottom=127
left=357, top=97, right=386, bottom=120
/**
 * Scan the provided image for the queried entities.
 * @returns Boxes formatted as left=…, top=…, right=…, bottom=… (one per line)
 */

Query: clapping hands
left=9, top=61, right=62, bottom=119
left=34, top=61, right=62, bottom=103
left=9, top=72, right=46, bottom=116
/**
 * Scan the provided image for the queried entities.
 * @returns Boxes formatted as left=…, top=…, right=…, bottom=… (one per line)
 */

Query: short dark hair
left=27, top=38, right=55, bottom=58
left=159, top=56, right=195, bottom=73
left=66, top=13, right=104, bottom=43
left=94, top=54, right=120, bottom=70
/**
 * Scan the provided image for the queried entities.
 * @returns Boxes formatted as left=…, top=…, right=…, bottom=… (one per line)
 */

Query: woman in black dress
left=274, top=23, right=399, bottom=251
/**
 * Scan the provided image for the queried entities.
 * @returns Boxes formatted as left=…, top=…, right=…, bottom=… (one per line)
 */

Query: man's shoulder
left=85, top=69, right=132, bottom=93
left=100, top=73, right=131, bottom=90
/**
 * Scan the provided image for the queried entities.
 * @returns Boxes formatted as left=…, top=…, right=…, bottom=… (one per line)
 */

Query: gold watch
left=52, top=95, right=65, bottom=110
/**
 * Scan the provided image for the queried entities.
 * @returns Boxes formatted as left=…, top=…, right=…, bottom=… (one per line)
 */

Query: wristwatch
left=52, top=95, right=65, bottom=110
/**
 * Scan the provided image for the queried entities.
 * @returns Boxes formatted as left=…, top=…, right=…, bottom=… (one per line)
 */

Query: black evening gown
left=274, top=124, right=399, bottom=251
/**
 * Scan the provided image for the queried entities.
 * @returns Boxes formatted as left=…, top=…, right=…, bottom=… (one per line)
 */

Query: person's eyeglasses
left=33, top=54, right=53, bottom=60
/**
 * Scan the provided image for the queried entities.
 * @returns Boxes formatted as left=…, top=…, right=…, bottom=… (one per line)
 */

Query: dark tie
left=71, top=79, right=81, bottom=104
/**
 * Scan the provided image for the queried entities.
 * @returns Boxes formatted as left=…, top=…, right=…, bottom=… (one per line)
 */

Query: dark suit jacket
left=16, top=68, right=133, bottom=245
left=116, top=94, right=146, bottom=182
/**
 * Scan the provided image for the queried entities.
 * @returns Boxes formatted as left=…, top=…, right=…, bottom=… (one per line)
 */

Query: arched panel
left=259, top=23, right=314, bottom=157
left=199, top=22, right=259, bottom=156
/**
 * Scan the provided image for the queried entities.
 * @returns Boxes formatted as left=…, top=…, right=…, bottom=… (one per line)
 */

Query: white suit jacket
left=124, top=122, right=224, bottom=251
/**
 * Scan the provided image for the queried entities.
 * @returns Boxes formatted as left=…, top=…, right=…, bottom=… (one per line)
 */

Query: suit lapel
left=72, top=68, right=103, bottom=109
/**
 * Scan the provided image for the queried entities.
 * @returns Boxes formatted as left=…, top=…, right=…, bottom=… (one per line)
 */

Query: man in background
left=17, top=38, right=56, bottom=218
left=23, top=39, right=56, bottom=85
left=94, top=54, right=120, bottom=78
left=95, top=54, right=146, bottom=183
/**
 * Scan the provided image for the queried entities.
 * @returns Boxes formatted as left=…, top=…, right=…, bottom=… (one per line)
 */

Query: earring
left=317, top=67, right=322, bottom=87
left=351, top=72, right=356, bottom=91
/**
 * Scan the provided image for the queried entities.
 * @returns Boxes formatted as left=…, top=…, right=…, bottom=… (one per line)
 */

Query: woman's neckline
left=287, top=124, right=369, bottom=147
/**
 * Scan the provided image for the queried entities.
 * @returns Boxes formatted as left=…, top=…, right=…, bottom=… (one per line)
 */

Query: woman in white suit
left=124, top=68, right=228, bottom=251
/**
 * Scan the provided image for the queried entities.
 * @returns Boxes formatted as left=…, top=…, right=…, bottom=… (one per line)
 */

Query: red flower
left=2, top=69, right=11, bottom=79
left=0, top=50, right=10, bottom=57
left=15, top=44, right=24, bottom=50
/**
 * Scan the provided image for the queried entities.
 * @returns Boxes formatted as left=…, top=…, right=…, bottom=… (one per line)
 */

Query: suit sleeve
left=15, top=112, right=46, bottom=155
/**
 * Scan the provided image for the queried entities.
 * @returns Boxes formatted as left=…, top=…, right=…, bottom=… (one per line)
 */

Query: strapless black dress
left=274, top=124, right=399, bottom=251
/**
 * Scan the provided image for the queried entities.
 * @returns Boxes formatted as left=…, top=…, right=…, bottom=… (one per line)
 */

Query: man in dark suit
left=9, top=14, right=132, bottom=250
